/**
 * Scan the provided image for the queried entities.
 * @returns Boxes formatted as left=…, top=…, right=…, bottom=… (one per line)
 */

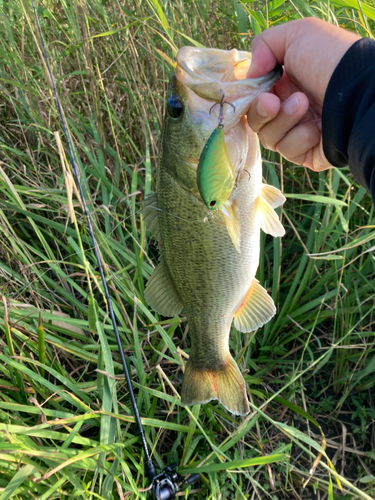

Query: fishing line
left=31, top=2, right=200, bottom=498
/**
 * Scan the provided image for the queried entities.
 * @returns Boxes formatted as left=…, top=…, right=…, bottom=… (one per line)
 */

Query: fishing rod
left=31, top=2, right=199, bottom=498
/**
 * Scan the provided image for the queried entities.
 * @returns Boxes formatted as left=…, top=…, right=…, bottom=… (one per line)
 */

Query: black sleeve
left=322, top=38, right=375, bottom=207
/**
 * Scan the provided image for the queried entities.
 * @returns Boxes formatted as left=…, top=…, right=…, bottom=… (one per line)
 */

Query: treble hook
left=209, top=93, right=236, bottom=129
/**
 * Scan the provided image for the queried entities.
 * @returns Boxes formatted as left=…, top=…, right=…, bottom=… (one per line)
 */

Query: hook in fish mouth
left=209, top=93, right=236, bottom=129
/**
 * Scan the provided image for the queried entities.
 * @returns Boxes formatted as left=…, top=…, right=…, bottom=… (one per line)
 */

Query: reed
left=0, top=0, right=374, bottom=498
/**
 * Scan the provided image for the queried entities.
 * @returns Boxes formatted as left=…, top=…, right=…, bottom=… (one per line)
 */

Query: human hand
left=247, top=18, right=360, bottom=171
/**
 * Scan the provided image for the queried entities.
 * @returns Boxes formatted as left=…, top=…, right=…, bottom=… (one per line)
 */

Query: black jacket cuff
left=322, top=38, right=375, bottom=205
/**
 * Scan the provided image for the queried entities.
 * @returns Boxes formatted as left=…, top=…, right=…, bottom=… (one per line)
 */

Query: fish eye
left=209, top=200, right=217, bottom=208
left=167, top=95, right=183, bottom=120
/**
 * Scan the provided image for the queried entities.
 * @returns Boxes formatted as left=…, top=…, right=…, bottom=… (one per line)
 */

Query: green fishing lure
left=197, top=97, right=235, bottom=212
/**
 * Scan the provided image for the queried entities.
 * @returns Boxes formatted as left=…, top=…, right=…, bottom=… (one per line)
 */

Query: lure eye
left=167, top=95, right=183, bottom=120
left=209, top=200, right=217, bottom=208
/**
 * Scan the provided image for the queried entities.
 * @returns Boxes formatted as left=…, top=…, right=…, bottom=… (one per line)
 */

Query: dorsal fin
left=142, top=193, right=161, bottom=243
left=144, top=260, right=183, bottom=317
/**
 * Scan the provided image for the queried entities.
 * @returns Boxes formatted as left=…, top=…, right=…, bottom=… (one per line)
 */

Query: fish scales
left=144, top=47, right=285, bottom=415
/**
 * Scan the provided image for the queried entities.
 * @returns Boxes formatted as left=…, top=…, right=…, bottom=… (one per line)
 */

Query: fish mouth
left=175, top=47, right=282, bottom=173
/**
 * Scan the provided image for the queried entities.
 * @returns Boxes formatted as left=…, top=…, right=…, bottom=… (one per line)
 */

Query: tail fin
left=181, top=357, right=249, bottom=416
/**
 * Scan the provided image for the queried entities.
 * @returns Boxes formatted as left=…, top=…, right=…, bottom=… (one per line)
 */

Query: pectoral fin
left=233, top=279, right=276, bottom=332
left=142, top=193, right=161, bottom=243
left=144, top=260, right=183, bottom=317
left=223, top=201, right=241, bottom=253
left=261, top=184, right=286, bottom=208
left=257, top=185, right=285, bottom=237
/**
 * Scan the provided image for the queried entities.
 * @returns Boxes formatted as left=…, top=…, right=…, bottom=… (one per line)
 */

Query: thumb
left=247, top=37, right=280, bottom=78
left=247, top=20, right=304, bottom=78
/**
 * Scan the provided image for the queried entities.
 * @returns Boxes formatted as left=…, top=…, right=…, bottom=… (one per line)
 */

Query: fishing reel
left=146, top=461, right=200, bottom=500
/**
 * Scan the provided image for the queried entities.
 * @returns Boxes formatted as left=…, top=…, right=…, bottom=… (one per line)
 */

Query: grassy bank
left=0, top=0, right=375, bottom=498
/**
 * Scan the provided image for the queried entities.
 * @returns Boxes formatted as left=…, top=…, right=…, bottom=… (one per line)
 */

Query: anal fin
left=181, top=356, right=249, bottom=416
left=233, top=279, right=276, bottom=332
left=145, top=260, right=183, bottom=317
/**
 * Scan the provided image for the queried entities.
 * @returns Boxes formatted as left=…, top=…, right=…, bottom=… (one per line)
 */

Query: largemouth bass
left=143, top=47, right=285, bottom=416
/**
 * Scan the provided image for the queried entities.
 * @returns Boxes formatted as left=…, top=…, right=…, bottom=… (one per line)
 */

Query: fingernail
left=284, top=95, right=299, bottom=115
left=257, top=100, right=268, bottom=118
left=316, top=120, right=322, bottom=131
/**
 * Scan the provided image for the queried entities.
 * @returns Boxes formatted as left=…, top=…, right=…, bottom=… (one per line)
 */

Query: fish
left=143, top=47, right=285, bottom=416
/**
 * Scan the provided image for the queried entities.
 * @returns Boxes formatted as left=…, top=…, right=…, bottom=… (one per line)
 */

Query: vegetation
left=0, top=0, right=374, bottom=498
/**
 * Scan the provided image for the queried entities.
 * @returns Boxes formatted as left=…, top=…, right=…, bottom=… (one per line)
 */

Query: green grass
left=0, top=0, right=375, bottom=498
